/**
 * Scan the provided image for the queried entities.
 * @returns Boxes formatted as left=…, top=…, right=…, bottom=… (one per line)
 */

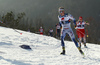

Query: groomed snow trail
left=0, top=27, right=100, bottom=65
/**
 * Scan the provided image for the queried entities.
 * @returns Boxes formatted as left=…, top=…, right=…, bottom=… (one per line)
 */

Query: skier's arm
left=74, top=21, right=79, bottom=29
left=68, top=14, right=76, bottom=25
left=84, top=21, right=90, bottom=25
left=59, top=22, right=62, bottom=29
left=58, top=15, right=62, bottom=29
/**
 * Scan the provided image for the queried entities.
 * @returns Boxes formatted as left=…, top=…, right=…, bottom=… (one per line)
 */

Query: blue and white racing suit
left=58, top=13, right=78, bottom=47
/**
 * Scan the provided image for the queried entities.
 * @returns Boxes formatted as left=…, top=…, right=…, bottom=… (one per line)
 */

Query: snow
left=0, top=26, right=100, bottom=65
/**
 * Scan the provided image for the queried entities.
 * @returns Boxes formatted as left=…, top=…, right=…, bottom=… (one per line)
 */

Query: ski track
left=0, top=26, right=100, bottom=65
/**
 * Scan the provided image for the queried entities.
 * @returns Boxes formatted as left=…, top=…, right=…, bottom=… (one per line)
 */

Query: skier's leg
left=59, top=29, right=61, bottom=37
left=67, top=29, right=78, bottom=47
left=76, top=29, right=83, bottom=47
left=81, top=29, right=87, bottom=48
left=57, top=29, right=60, bottom=39
left=67, top=28, right=84, bottom=55
left=83, top=36, right=87, bottom=48
left=61, top=35, right=66, bottom=47
left=60, top=30, right=66, bottom=55
left=56, top=29, right=58, bottom=38
left=79, top=37, right=82, bottom=48
left=72, top=37, right=84, bottom=55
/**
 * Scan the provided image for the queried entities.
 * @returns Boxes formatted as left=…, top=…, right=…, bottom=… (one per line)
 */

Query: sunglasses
left=59, top=11, right=64, bottom=13
left=79, top=18, right=82, bottom=20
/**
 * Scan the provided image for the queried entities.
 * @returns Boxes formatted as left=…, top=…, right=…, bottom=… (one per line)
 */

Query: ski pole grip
left=87, top=35, right=89, bottom=37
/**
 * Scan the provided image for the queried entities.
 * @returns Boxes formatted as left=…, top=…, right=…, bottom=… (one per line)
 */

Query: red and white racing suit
left=76, top=21, right=85, bottom=38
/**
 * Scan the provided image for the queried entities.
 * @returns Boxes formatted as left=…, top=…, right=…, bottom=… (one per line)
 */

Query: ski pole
left=35, top=32, right=40, bottom=34
left=0, top=21, right=22, bottom=35
left=85, top=21, right=89, bottom=37
left=76, top=29, right=88, bottom=38
left=76, top=29, right=85, bottom=36
left=13, top=29, right=22, bottom=35
left=86, top=29, right=88, bottom=37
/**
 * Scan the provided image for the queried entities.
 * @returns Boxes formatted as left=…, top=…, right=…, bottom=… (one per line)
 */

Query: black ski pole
left=0, top=21, right=22, bottom=35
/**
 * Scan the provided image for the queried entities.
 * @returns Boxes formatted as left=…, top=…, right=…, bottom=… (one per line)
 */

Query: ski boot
left=79, top=43, right=81, bottom=48
left=84, top=45, right=88, bottom=48
left=78, top=47, right=84, bottom=55
left=60, top=50, right=65, bottom=55
left=84, top=43, right=88, bottom=48
left=60, top=47, right=65, bottom=55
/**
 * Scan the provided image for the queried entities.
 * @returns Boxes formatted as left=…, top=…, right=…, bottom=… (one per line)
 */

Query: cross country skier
left=39, top=26, right=44, bottom=35
left=55, top=24, right=61, bottom=38
left=0, top=21, right=3, bottom=23
left=75, top=16, right=89, bottom=48
left=58, top=7, right=84, bottom=55
left=49, top=29, right=53, bottom=37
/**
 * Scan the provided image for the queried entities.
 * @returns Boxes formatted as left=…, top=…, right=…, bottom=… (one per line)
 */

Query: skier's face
left=79, top=19, right=82, bottom=22
left=60, top=11, right=65, bottom=16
